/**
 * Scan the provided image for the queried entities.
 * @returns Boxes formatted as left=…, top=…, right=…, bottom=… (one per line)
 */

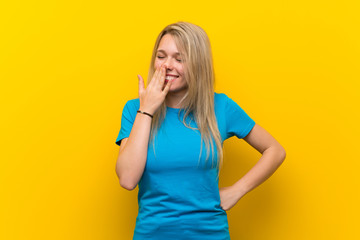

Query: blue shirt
left=115, top=92, right=256, bottom=240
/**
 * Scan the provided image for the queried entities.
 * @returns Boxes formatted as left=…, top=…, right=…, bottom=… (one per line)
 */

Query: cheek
left=178, top=66, right=185, bottom=76
left=154, top=60, right=162, bottom=69
left=176, top=64, right=184, bottom=75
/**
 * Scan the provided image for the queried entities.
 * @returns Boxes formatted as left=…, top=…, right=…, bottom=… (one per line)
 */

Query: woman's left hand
left=219, top=186, right=243, bottom=211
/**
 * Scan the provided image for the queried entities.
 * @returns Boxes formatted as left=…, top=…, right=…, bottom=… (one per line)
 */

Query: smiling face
left=154, top=34, right=188, bottom=95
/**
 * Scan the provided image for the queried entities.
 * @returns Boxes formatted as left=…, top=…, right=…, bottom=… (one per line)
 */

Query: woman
left=115, top=21, right=286, bottom=240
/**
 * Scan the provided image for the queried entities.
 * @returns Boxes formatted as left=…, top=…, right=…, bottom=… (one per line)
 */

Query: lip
left=166, top=74, right=179, bottom=77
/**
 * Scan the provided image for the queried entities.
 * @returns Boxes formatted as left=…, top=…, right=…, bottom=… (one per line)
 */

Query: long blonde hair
left=147, top=21, right=224, bottom=177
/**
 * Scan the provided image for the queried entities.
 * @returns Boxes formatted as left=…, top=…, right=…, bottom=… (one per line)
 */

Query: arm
left=219, top=123, right=286, bottom=210
left=115, top=112, right=152, bottom=191
left=115, top=64, right=173, bottom=191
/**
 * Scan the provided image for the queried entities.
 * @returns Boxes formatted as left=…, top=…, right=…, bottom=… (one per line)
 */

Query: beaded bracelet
left=137, top=110, right=153, bottom=118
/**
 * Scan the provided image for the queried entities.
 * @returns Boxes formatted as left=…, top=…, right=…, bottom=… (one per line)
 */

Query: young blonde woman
left=115, top=21, right=286, bottom=240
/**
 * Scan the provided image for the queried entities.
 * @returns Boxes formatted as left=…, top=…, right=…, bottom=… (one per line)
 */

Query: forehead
left=157, top=34, right=183, bottom=55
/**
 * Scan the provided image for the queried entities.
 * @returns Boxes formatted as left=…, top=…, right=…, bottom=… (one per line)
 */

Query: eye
left=157, top=56, right=182, bottom=62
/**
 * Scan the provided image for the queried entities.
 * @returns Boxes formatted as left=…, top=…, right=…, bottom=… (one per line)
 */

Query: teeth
left=165, top=76, right=178, bottom=80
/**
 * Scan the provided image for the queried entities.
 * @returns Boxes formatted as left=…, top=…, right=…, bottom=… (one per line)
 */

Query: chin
left=169, top=85, right=188, bottom=93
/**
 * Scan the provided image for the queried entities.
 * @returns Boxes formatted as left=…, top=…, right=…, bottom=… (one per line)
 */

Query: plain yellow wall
left=1, top=0, right=359, bottom=239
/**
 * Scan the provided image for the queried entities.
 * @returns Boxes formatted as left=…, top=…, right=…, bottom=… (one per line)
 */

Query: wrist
left=137, top=109, right=153, bottom=118
left=231, top=183, right=247, bottom=199
left=139, top=105, right=154, bottom=115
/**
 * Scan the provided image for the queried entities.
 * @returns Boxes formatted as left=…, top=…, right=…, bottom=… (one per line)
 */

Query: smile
left=165, top=76, right=178, bottom=80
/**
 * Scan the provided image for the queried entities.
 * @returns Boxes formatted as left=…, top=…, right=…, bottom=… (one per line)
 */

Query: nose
left=162, top=58, right=173, bottom=70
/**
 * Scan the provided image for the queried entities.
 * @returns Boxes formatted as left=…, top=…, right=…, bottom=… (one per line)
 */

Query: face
left=154, top=34, right=188, bottom=94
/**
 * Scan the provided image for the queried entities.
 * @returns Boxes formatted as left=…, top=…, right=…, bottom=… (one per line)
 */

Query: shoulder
left=213, top=92, right=230, bottom=117
left=214, top=92, right=228, bottom=103
left=214, top=92, right=252, bottom=117
left=121, top=98, right=140, bottom=120
left=214, top=92, right=235, bottom=102
left=126, top=97, right=140, bottom=106
left=124, top=97, right=140, bottom=109
left=214, top=92, right=248, bottom=109
left=214, top=92, right=231, bottom=109
left=214, top=92, right=227, bottom=100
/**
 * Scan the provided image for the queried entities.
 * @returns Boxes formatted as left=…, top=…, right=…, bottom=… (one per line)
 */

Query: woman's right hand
left=138, top=65, right=173, bottom=115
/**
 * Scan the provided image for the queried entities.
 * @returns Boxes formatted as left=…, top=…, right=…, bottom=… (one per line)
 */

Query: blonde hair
left=147, top=21, right=224, bottom=177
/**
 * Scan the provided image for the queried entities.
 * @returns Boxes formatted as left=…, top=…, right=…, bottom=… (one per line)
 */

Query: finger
left=138, top=74, right=144, bottom=94
left=158, top=65, right=166, bottom=86
left=162, top=77, right=173, bottom=95
left=155, top=65, right=164, bottom=87
left=149, top=67, right=160, bottom=87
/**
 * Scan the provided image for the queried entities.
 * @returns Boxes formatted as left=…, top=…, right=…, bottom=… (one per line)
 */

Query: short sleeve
left=115, top=100, right=138, bottom=146
left=225, top=95, right=256, bottom=139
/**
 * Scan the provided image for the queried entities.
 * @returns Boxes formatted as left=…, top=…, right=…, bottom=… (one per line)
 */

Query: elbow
left=115, top=155, right=141, bottom=191
left=269, top=144, right=286, bottom=162
left=119, top=177, right=137, bottom=191
left=115, top=167, right=137, bottom=190
left=278, top=146, right=286, bottom=162
left=115, top=161, right=137, bottom=191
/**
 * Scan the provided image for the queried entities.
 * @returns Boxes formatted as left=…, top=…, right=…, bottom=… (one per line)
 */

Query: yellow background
left=1, top=0, right=359, bottom=239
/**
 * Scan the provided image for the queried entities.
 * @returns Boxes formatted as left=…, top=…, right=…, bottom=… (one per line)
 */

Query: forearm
left=232, top=146, right=286, bottom=198
left=116, top=112, right=152, bottom=190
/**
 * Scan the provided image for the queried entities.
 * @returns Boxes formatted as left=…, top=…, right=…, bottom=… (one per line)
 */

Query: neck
left=165, top=91, right=187, bottom=109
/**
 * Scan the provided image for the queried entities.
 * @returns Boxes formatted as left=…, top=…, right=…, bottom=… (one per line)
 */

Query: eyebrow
left=157, top=49, right=181, bottom=56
